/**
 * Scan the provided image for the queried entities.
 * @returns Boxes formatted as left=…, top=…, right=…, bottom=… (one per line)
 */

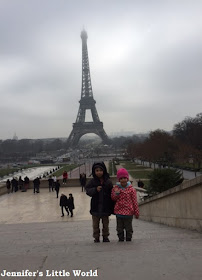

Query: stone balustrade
left=139, top=175, right=202, bottom=232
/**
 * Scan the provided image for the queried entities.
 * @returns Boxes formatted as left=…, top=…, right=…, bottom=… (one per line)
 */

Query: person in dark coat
left=48, top=176, right=54, bottom=192
left=68, top=193, right=75, bottom=217
left=11, top=177, right=18, bottom=192
left=80, top=173, right=87, bottom=192
left=33, top=177, right=40, bottom=193
left=85, top=162, right=114, bottom=243
left=60, top=193, right=69, bottom=217
left=55, top=179, right=60, bottom=198
left=18, top=176, right=24, bottom=190
left=137, top=179, right=144, bottom=188
left=23, top=176, right=30, bottom=192
left=6, top=179, right=11, bottom=194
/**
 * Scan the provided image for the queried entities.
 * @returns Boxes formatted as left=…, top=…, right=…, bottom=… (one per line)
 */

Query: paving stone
left=0, top=187, right=202, bottom=279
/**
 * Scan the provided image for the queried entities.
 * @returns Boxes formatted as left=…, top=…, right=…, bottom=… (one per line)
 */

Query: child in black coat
left=85, top=162, right=114, bottom=243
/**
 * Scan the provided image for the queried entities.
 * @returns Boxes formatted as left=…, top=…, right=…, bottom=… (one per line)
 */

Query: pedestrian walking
left=33, top=177, right=40, bottom=193
left=68, top=193, right=75, bottom=217
left=53, top=175, right=57, bottom=190
left=48, top=176, right=54, bottom=192
left=11, top=177, right=18, bottom=193
left=60, top=194, right=69, bottom=217
left=111, top=168, right=139, bottom=242
left=79, top=172, right=86, bottom=192
left=18, top=176, right=24, bottom=190
left=55, top=179, right=60, bottom=198
left=85, top=162, right=114, bottom=243
left=6, top=179, right=11, bottom=194
left=23, top=176, right=30, bottom=192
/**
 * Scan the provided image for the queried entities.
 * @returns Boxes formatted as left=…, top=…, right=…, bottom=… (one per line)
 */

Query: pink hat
left=117, top=168, right=129, bottom=180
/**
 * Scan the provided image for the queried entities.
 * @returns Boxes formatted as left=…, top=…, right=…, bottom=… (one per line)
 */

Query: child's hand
left=97, top=186, right=102, bottom=192
left=135, top=215, right=139, bottom=219
left=114, top=187, right=120, bottom=194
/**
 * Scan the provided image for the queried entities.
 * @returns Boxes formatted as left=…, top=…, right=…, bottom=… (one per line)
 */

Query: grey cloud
left=0, top=0, right=202, bottom=139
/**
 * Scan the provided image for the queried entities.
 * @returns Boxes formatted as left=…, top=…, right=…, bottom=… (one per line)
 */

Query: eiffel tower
left=67, top=29, right=110, bottom=148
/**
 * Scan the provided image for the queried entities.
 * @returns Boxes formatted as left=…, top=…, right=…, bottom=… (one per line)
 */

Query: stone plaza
left=0, top=184, right=202, bottom=280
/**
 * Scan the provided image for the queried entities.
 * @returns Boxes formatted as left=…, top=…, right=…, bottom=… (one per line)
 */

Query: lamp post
left=89, top=159, right=91, bottom=174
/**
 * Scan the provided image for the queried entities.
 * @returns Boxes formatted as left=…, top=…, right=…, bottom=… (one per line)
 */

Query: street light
left=89, top=159, right=91, bottom=174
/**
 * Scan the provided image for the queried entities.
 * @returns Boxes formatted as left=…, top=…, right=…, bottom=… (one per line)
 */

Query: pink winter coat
left=111, top=182, right=139, bottom=217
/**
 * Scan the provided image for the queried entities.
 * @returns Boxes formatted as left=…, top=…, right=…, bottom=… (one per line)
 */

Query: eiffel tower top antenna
left=80, top=28, right=94, bottom=100
left=67, top=30, right=110, bottom=148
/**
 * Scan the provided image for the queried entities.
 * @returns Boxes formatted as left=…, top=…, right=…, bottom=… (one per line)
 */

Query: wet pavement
left=0, top=187, right=91, bottom=224
left=0, top=184, right=202, bottom=279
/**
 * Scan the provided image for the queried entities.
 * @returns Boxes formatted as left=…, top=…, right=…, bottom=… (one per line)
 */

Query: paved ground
left=0, top=187, right=202, bottom=280
left=0, top=187, right=91, bottom=224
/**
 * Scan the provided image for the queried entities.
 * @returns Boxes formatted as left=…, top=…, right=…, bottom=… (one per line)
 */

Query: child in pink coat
left=111, top=168, right=139, bottom=241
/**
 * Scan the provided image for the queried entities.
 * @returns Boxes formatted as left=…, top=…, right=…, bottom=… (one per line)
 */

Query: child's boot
left=103, top=237, right=110, bottom=242
left=94, top=237, right=100, bottom=243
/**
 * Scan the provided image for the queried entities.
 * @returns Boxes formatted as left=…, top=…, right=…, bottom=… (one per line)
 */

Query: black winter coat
left=85, top=177, right=114, bottom=216
left=55, top=182, right=60, bottom=191
left=60, top=195, right=68, bottom=206
left=68, top=197, right=75, bottom=210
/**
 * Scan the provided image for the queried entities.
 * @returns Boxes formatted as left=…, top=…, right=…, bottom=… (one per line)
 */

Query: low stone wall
left=0, top=176, right=118, bottom=195
left=0, top=184, right=7, bottom=196
left=0, top=176, right=147, bottom=198
left=139, top=175, right=202, bottom=232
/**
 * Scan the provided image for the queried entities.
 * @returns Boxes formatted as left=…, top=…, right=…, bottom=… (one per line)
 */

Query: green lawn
left=117, top=161, right=153, bottom=180
left=52, top=164, right=77, bottom=177
left=129, top=170, right=153, bottom=179
left=0, top=168, right=19, bottom=177
left=120, top=161, right=149, bottom=170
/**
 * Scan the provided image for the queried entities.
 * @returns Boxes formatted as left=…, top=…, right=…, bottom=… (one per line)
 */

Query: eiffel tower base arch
left=68, top=122, right=110, bottom=148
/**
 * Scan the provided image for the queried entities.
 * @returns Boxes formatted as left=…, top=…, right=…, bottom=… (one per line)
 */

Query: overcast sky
left=1, top=0, right=202, bottom=140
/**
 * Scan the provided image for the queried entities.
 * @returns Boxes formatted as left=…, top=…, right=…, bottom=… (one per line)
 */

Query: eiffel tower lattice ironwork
left=68, top=29, right=110, bottom=147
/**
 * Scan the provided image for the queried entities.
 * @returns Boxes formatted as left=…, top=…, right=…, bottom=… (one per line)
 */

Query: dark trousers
left=69, top=208, right=73, bottom=217
left=34, top=185, right=39, bottom=193
left=23, top=183, right=29, bottom=192
left=12, top=185, right=18, bottom=192
left=116, top=216, right=133, bottom=240
left=92, top=215, right=109, bottom=239
left=56, top=190, right=59, bottom=198
left=49, top=185, right=54, bottom=192
left=61, top=206, right=69, bottom=215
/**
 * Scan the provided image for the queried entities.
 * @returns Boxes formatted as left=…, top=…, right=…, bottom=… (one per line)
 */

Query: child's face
left=95, top=168, right=104, bottom=178
left=119, top=177, right=128, bottom=187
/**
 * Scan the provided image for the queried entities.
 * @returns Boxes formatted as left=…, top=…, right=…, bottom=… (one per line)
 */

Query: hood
left=116, top=181, right=132, bottom=189
left=92, top=162, right=109, bottom=180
